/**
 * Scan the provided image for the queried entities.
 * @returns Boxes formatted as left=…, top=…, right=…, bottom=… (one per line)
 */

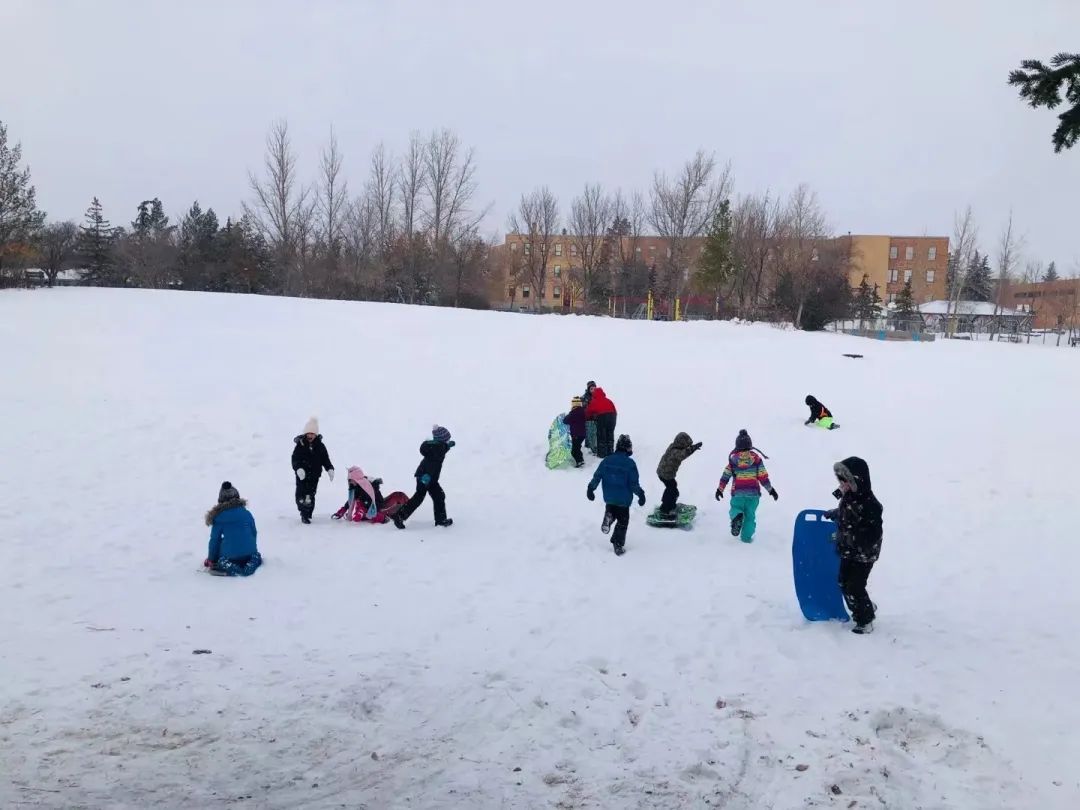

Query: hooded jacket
left=588, top=450, right=644, bottom=507
left=657, top=432, right=701, bottom=480
left=584, top=387, right=617, bottom=418
left=718, top=450, right=775, bottom=497
left=292, top=434, right=334, bottom=479
left=562, top=406, right=588, bottom=439
left=826, top=456, right=882, bottom=563
left=415, top=439, right=452, bottom=482
left=806, top=396, right=832, bottom=423
left=205, top=499, right=258, bottom=563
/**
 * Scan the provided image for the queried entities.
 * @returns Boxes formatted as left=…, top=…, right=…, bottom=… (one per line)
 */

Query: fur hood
left=206, top=497, right=248, bottom=526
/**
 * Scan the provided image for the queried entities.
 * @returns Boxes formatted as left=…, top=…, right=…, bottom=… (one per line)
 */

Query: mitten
left=715, top=488, right=723, bottom=500
left=328, top=468, right=335, bottom=482
left=770, top=489, right=779, bottom=501
left=203, top=558, right=212, bottom=568
left=420, top=474, right=432, bottom=486
left=637, top=493, right=646, bottom=507
left=371, top=478, right=383, bottom=487
left=447, top=440, right=456, bottom=448
left=692, top=442, right=703, bottom=451
left=296, top=468, right=306, bottom=481
left=587, top=489, right=596, bottom=501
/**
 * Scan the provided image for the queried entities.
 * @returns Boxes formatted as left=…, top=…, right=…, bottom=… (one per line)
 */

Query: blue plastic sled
left=792, top=510, right=849, bottom=622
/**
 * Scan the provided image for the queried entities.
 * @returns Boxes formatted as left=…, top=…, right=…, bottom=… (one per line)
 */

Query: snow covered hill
left=2, top=288, right=1078, bottom=809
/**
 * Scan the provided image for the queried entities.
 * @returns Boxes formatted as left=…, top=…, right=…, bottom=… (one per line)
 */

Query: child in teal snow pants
left=715, top=430, right=778, bottom=543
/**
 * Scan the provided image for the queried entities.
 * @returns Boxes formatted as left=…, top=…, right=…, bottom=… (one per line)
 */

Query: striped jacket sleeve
left=718, top=456, right=734, bottom=491
left=755, top=456, right=775, bottom=494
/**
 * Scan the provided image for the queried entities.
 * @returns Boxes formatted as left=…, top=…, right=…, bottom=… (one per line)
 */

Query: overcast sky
left=4, top=0, right=1078, bottom=269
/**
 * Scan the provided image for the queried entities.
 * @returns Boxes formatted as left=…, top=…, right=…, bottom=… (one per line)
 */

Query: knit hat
left=347, top=466, right=366, bottom=485
left=303, top=416, right=320, bottom=435
left=218, top=481, right=240, bottom=503
left=615, top=434, right=633, bottom=454
left=571, top=396, right=583, bottom=408
left=734, top=429, right=752, bottom=451
left=586, top=380, right=596, bottom=390
left=432, top=424, right=452, bottom=443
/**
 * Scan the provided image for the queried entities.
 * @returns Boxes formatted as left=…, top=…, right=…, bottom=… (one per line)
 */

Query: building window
left=666, top=247, right=672, bottom=259
left=522, top=286, right=530, bottom=298
left=636, top=247, right=642, bottom=254
left=649, top=245, right=656, bottom=252
left=554, top=243, right=563, bottom=257
left=889, top=246, right=898, bottom=259
left=811, top=247, right=819, bottom=262
left=905, top=246, right=914, bottom=260
left=888, top=293, right=898, bottom=303
left=554, top=265, right=561, bottom=278
left=553, top=286, right=562, bottom=298
left=904, top=269, right=912, bottom=283
left=926, top=269, right=936, bottom=283
left=570, top=244, right=577, bottom=256
left=510, top=242, right=518, bottom=252
left=524, top=242, right=531, bottom=255
left=928, top=246, right=937, bottom=261
left=890, top=269, right=899, bottom=282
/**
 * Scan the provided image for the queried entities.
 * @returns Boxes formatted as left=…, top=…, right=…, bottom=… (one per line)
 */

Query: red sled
left=333, top=490, right=409, bottom=524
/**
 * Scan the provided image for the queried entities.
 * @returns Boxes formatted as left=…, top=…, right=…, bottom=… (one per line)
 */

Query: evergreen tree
left=1044, top=260, right=1060, bottom=282
left=1008, top=52, right=1080, bottom=152
left=894, top=279, right=917, bottom=315
left=696, top=199, right=733, bottom=309
left=0, top=120, right=46, bottom=282
left=77, top=197, right=116, bottom=286
left=177, top=201, right=221, bottom=289
left=965, top=251, right=993, bottom=301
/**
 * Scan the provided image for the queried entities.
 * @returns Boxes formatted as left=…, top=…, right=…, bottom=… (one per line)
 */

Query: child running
left=586, top=434, right=646, bottom=556
left=393, top=425, right=455, bottom=529
left=715, top=429, right=778, bottom=543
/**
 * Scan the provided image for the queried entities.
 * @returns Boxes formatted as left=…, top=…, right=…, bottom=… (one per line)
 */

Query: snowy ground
left=2, top=288, right=1078, bottom=809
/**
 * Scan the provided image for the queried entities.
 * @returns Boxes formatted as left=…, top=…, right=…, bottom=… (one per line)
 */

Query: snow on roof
left=918, top=300, right=1024, bottom=317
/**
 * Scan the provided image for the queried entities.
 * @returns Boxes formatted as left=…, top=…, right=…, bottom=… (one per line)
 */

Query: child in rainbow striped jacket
left=715, top=429, right=779, bottom=543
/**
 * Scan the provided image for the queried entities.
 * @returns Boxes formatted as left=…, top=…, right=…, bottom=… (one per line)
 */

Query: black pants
left=400, top=480, right=446, bottom=524
left=839, top=558, right=876, bottom=625
left=571, top=436, right=584, bottom=465
left=659, top=476, right=679, bottom=513
left=606, top=504, right=630, bottom=548
left=594, top=413, right=617, bottom=458
left=295, top=475, right=319, bottom=519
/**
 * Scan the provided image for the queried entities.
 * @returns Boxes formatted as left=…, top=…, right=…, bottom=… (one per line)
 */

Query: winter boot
left=851, top=622, right=874, bottom=635
left=601, top=509, right=615, bottom=535
left=613, top=542, right=626, bottom=556
left=435, top=518, right=454, bottom=527
left=730, top=512, right=744, bottom=537
left=301, top=515, right=312, bottom=525
left=392, top=512, right=407, bottom=530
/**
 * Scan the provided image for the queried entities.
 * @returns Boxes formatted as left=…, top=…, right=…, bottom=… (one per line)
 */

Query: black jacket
left=415, top=440, right=452, bottom=482
left=806, top=396, right=832, bottom=423
left=825, top=456, right=882, bottom=563
left=292, top=435, right=334, bottom=479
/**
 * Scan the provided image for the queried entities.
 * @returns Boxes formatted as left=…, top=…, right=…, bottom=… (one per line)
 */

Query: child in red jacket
left=584, top=386, right=618, bottom=458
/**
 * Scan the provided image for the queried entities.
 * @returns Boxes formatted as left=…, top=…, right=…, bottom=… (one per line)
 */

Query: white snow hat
left=303, top=416, right=320, bottom=435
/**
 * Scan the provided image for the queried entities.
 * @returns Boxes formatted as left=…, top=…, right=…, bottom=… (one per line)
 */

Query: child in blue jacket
left=586, top=434, right=646, bottom=556
left=203, top=481, right=262, bottom=576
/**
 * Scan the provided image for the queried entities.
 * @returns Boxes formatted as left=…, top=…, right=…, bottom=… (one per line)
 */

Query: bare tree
left=730, top=191, right=783, bottom=319
left=508, top=187, right=559, bottom=311
left=246, top=119, right=313, bottom=295
left=1019, top=260, right=1044, bottom=343
left=777, top=184, right=830, bottom=329
left=989, top=210, right=1025, bottom=340
left=945, top=205, right=979, bottom=331
left=399, top=132, right=424, bottom=238
left=38, top=220, right=78, bottom=286
left=422, top=129, right=479, bottom=252
left=446, top=225, right=489, bottom=307
left=649, top=151, right=733, bottom=299
left=317, top=128, right=348, bottom=261
left=367, top=143, right=398, bottom=252
left=608, top=189, right=647, bottom=315
left=568, top=183, right=614, bottom=313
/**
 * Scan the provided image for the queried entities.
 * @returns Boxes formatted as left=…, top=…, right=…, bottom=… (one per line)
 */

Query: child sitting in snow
left=204, top=481, right=262, bottom=576
left=656, top=432, right=702, bottom=517
left=824, top=456, right=883, bottom=635
left=587, top=434, right=646, bottom=556
left=804, top=395, right=838, bottom=430
left=562, top=397, right=588, bottom=468
left=393, top=425, right=455, bottom=529
left=715, top=429, right=778, bottom=543
left=331, top=467, right=385, bottom=521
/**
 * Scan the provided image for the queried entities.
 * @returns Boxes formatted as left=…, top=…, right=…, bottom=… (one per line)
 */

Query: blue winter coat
left=206, top=500, right=259, bottom=563
left=588, top=451, right=645, bottom=507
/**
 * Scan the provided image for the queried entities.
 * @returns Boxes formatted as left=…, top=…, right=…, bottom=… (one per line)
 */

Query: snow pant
left=729, top=494, right=760, bottom=543
left=399, top=479, right=447, bottom=524
left=295, top=475, right=319, bottom=519
left=212, top=551, right=263, bottom=577
left=586, top=420, right=598, bottom=455
left=839, top=558, right=876, bottom=626
left=594, top=413, right=617, bottom=458
left=659, top=476, right=679, bottom=513
left=605, top=504, right=630, bottom=548
left=814, top=416, right=835, bottom=430
left=571, top=436, right=584, bottom=465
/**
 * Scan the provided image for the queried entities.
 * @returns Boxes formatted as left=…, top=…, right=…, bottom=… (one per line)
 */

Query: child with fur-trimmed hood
left=824, top=456, right=882, bottom=634
left=204, top=481, right=262, bottom=576
left=656, top=432, right=702, bottom=516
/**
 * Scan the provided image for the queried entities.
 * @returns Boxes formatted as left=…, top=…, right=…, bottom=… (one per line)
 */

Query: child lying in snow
left=204, top=482, right=262, bottom=576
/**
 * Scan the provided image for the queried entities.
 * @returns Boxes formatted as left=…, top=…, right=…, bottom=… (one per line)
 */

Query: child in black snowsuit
left=562, top=397, right=588, bottom=467
left=655, top=432, right=702, bottom=516
left=824, top=456, right=882, bottom=634
left=393, top=425, right=455, bottom=529
left=805, top=395, right=838, bottom=429
left=292, top=417, right=334, bottom=524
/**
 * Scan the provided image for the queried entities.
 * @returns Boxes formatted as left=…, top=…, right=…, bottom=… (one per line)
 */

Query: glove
left=586, top=489, right=595, bottom=501
left=823, top=509, right=838, bottom=521
left=296, top=468, right=306, bottom=481
left=371, top=478, right=383, bottom=487
left=715, top=488, right=723, bottom=500
left=691, top=442, right=703, bottom=452
left=203, top=558, right=212, bottom=568
left=770, top=489, right=779, bottom=501
left=447, top=440, right=456, bottom=448
left=328, top=468, right=335, bottom=482
left=419, top=474, right=431, bottom=486
left=637, top=493, right=646, bottom=507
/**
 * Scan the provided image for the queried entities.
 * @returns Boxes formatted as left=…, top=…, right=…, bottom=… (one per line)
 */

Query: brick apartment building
left=1003, top=278, right=1080, bottom=330
left=489, top=232, right=949, bottom=312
